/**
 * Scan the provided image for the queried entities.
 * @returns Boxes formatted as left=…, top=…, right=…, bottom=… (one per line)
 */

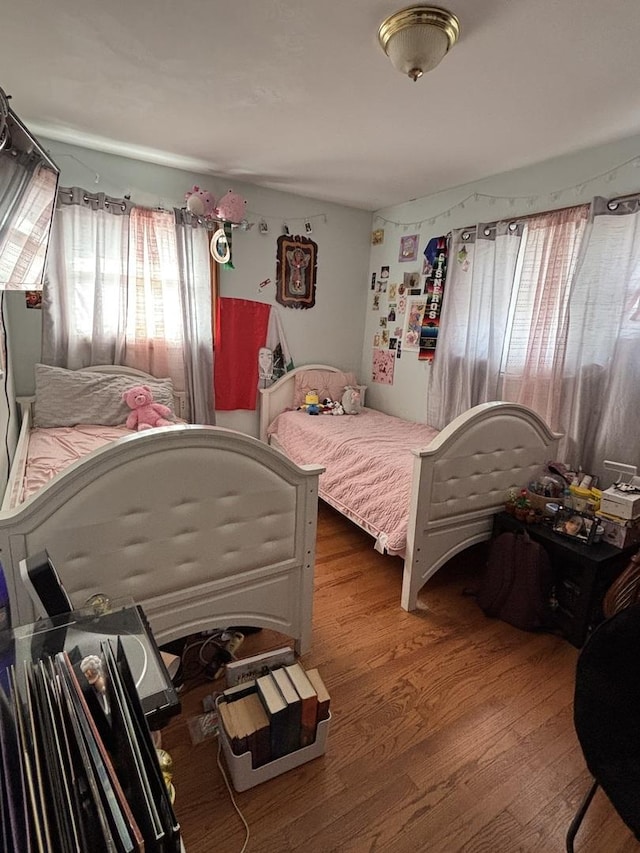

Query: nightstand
left=492, top=511, right=639, bottom=647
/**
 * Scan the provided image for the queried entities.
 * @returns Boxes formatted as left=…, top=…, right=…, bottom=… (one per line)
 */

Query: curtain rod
left=459, top=188, right=640, bottom=234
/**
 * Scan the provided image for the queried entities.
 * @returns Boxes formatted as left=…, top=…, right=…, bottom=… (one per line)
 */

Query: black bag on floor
left=477, top=530, right=555, bottom=631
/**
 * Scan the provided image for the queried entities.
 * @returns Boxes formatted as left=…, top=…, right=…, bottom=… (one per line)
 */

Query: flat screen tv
left=0, top=86, right=60, bottom=290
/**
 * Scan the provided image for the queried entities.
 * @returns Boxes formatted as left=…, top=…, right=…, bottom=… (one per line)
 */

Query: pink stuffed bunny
left=123, top=385, right=174, bottom=431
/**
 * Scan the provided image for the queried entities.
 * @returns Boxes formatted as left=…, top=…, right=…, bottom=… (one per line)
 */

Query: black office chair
left=567, top=599, right=640, bottom=851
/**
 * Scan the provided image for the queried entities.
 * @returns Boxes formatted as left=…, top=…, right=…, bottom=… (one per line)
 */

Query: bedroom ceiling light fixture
left=378, top=5, right=460, bottom=81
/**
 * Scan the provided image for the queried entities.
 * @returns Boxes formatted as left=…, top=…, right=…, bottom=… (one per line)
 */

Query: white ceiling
left=3, top=0, right=640, bottom=211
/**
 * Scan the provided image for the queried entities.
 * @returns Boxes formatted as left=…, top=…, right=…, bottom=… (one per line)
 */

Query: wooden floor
left=162, top=502, right=638, bottom=852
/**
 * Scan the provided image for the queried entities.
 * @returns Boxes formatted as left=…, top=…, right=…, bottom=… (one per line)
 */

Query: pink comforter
left=22, top=424, right=134, bottom=502
left=268, top=409, right=439, bottom=553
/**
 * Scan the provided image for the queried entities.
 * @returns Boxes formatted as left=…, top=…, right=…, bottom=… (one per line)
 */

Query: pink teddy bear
left=123, top=385, right=174, bottom=431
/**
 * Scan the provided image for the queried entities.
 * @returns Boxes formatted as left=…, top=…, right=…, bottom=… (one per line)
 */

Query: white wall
left=6, top=139, right=373, bottom=436
left=361, top=132, right=640, bottom=423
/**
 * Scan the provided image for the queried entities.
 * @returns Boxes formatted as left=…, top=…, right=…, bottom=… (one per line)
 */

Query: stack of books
left=218, top=659, right=331, bottom=769
left=0, top=639, right=182, bottom=852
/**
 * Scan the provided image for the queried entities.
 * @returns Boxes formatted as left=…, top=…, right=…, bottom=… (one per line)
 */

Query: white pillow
left=33, top=364, right=175, bottom=428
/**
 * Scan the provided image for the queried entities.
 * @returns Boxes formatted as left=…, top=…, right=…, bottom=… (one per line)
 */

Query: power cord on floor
left=176, top=630, right=245, bottom=688
left=216, top=734, right=250, bottom=853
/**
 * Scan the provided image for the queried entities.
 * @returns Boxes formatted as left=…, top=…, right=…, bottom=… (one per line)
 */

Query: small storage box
left=596, top=514, right=640, bottom=549
left=216, top=697, right=330, bottom=792
left=600, top=486, right=640, bottom=521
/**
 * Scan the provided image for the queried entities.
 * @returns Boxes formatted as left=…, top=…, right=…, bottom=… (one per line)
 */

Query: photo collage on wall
left=370, top=233, right=449, bottom=382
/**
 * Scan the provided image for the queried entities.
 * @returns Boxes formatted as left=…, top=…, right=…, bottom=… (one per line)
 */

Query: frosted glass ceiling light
left=378, top=5, right=460, bottom=81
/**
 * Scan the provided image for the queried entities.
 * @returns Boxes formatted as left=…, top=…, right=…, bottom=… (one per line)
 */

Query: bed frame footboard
left=0, top=425, right=323, bottom=654
left=401, top=401, right=562, bottom=611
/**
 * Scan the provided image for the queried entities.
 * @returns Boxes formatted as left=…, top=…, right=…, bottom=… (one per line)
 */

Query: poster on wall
left=399, top=234, right=419, bottom=262
left=402, top=297, right=427, bottom=351
left=373, top=349, right=395, bottom=384
left=275, top=234, right=317, bottom=309
left=418, top=236, right=448, bottom=361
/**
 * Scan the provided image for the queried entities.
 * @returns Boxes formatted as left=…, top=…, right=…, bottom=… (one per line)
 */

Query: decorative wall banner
left=419, top=236, right=448, bottom=361
left=275, top=234, right=317, bottom=309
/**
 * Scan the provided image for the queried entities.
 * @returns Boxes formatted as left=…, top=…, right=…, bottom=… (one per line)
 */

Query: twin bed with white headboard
left=260, top=364, right=562, bottom=611
left=0, top=364, right=323, bottom=653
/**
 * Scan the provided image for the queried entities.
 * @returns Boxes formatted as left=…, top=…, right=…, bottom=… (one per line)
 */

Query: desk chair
left=566, top=575, right=640, bottom=852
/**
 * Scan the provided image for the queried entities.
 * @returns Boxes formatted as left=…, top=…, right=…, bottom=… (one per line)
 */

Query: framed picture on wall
left=275, top=234, right=318, bottom=309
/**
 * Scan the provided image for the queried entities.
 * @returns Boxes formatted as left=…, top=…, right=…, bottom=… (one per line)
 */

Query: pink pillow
left=293, top=369, right=358, bottom=407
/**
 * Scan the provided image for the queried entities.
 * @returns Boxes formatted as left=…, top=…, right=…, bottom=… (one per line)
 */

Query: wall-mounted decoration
left=373, top=294, right=380, bottom=310
left=403, top=271, right=419, bottom=289
left=372, top=228, right=385, bottom=245
left=380, top=265, right=389, bottom=280
left=419, top=235, right=449, bottom=362
left=259, top=219, right=269, bottom=234
left=185, top=185, right=217, bottom=217
left=399, top=234, right=419, bottom=262
left=275, top=234, right=317, bottom=309
left=389, top=283, right=397, bottom=300
left=25, top=290, right=42, bottom=309
left=371, top=272, right=377, bottom=290
left=304, top=220, right=313, bottom=234
left=215, top=190, right=247, bottom=225
left=402, top=297, right=427, bottom=351
left=373, top=349, right=395, bottom=384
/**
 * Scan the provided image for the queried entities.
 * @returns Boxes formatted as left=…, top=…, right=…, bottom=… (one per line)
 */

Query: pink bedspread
left=268, top=409, right=439, bottom=553
left=22, top=424, right=134, bottom=502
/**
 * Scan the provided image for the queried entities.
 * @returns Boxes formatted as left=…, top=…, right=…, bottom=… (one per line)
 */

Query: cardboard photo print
left=390, top=337, right=398, bottom=350
left=380, top=265, right=390, bottom=280
left=371, top=272, right=377, bottom=290
left=397, top=296, right=407, bottom=315
left=404, top=271, right=420, bottom=289
left=371, top=228, right=385, bottom=245
left=389, top=283, right=397, bottom=300
left=403, top=297, right=427, bottom=351
left=373, top=293, right=380, bottom=310
left=388, top=305, right=396, bottom=322
left=373, top=333, right=381, bottom=347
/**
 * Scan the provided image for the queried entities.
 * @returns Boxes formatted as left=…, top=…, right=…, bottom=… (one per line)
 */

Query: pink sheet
left=22, top=424, right=134, bottom=502
left=268, top=409, right=439, bottom=553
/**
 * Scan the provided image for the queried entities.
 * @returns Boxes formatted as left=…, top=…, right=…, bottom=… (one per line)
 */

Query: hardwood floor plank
left=160, top=502, right=635, bottom=852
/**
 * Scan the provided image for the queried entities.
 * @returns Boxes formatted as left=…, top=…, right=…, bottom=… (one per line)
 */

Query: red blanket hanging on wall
left=214, top=297, right=271, bottom=410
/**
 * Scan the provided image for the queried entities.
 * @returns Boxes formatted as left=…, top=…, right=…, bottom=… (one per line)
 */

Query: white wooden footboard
left=401, top=402, right=562, bottom=611
left=0, top=425, right=323, bottom=654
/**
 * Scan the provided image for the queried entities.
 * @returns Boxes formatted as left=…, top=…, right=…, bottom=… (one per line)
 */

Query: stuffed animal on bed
left=342, top=386, right=362, bottom=415
left=123, top=385, right=174, bottom=431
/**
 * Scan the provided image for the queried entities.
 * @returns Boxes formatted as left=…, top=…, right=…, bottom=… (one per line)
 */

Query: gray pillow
left=33, top=364, right=175, bottom=428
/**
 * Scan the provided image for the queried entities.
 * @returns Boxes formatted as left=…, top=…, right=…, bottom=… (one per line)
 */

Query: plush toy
left=215, top=190, right=247, bottom=224
left=342, top=386, right=362, bottom=415
left=123, top=385, right=174, bottom=431
left=184, top=185, right=216, bottom=218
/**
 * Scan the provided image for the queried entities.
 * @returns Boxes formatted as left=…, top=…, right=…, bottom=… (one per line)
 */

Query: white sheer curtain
left=121, top=207, right=186, bottom=394
left=42, top=191, right=129, bottom=367
left=559, top=197, right=640, bottom=481
left=175, top=212, right=215, bottom=424
left=426, top=200, right=639, bottom=481
left=500, top=205, right=589, bottom=428
left=426, top=222, right=523, bottom=428
left=43, top=189, right=215, bottom=423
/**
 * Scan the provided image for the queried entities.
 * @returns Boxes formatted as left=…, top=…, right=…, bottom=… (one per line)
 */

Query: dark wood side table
left=492, top=511, right=639, bottom=648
